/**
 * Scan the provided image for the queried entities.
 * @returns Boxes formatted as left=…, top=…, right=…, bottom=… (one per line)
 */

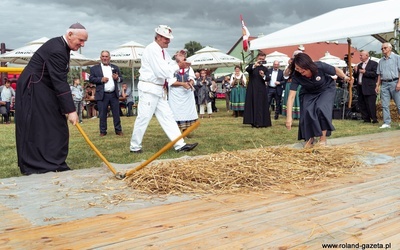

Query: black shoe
left=100, top=133, right=106, bottom=137
left=176, top=143, right=198, bottom=152
left=274, top=115, right=279, bottom=120
left=372, top=120, right=378, bottom=124
left=130, top=149, right=143, bottom=154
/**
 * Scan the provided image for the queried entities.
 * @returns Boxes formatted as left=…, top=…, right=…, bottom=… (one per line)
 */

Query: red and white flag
left=240, top=15, right=250, bottom=52
left=82, top=72, right=90, bottom=81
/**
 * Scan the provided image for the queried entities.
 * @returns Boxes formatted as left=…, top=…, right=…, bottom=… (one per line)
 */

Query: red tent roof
left=249, top=37, right=361, bottom=64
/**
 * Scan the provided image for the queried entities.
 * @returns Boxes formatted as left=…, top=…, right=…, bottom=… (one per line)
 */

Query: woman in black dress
left=285, top=53, right=353, bottom=147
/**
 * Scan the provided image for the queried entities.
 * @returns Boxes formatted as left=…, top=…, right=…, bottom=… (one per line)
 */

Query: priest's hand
left=67, top=111, right=79, bottom=125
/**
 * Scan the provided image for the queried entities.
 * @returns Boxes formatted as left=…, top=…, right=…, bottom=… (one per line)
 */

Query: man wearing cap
left=15, top=23, right=88, bottom=175
left=129, top=25, right=198, bottom=153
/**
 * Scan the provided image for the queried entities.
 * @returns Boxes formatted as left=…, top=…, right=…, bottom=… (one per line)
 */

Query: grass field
left=0, top=99, right=394, bottom=178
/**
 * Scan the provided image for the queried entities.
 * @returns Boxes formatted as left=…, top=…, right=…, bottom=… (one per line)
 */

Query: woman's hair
left=290, top=53, right=318, bottom=77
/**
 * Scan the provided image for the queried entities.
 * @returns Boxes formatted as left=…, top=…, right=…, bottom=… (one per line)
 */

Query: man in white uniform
left=129, top=25, right=198, bottom=153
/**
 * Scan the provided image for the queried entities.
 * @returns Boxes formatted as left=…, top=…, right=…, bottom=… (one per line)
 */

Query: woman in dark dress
left=285, top=53, right=353, bottom=147
left=243, top=51, right=271, bottom=128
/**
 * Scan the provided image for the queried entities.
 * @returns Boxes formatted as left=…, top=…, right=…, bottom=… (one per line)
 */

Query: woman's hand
left=285, top=117, right=293, bottom=130
left=182, top=82, right=192, bottom=90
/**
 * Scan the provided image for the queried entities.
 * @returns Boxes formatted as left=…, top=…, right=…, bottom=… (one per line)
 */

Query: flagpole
left=240, top=14, right=250, bottom=72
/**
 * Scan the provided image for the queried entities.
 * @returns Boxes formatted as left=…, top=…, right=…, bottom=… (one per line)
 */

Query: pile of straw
left=126, top=145, right=364, bottom=195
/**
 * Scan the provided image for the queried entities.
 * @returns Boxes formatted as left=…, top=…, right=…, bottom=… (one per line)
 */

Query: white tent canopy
left=319, top=52, right=347, bottom=67
left=109, top=41, right=145, bottom=98
left=187, top=46, right=242, bottom=70
left=370, top=56, right=381, bottom=63
left=0, top=37, right=96, bottom=66
left=264, top=51, right=290, bottom=67
left=250, top=0, right=400, bottom=50
left=110, top=41, right=144, bottom=68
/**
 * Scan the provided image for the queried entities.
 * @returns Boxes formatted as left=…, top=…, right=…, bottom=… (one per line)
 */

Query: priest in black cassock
left=243, top=51, right=272, bottom=128
left=15, top=23, right=88, bottom=175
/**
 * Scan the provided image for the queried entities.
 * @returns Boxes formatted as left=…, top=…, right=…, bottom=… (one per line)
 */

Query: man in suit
left=15, top=23, right=87, bottom=175
left=267, top=61, right=285, bottom=120
left=354, top=50, right=378, bottom=124
left=89, top=50, right=123, bottom=136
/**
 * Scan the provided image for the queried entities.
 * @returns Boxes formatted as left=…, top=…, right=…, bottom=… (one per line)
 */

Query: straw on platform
left=126, top=145, right=365, bottom=195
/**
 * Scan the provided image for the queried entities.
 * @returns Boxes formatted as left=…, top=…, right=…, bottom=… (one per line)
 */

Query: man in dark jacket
left=89, top=50, right=123, bottom=136
left=267, top=60, right=285, bottom=120
left=354, top=50, right=378, bottom=123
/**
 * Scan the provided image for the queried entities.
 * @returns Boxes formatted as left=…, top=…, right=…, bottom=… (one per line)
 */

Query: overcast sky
left=0, top=0, right=385, bottom=59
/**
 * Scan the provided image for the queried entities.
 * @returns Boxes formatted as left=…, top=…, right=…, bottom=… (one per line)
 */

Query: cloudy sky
left=0, top=0, right=385, bottom=59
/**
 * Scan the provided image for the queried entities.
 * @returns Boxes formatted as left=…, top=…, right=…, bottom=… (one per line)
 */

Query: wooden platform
left=1, top=131, right=400, bottom=249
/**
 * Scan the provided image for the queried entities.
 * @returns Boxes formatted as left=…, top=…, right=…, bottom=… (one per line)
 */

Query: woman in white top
left=168, top=50, right=198, bottom=132
left=229, top=66, right=247, bottom=117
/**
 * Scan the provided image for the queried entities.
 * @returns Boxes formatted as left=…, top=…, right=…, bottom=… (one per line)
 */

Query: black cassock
left=15, top=36, right=76, bottom=175
left=243, top=64, right=272, bottom=128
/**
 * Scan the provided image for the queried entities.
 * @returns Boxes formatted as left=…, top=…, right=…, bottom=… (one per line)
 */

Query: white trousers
left=199, top=102, right=212, bottom=115
left=130, top=90, right=185, bottom=151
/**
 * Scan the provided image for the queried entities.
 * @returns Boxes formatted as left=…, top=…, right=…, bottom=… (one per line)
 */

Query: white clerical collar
left=62, top=35, right=69, bottom=48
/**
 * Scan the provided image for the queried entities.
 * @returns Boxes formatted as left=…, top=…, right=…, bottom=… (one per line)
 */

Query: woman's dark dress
left=290, top=62, right=336, bottom=141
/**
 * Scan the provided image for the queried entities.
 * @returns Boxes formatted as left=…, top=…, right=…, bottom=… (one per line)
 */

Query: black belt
left=104, top=91, right=114, bottom=94
left=381, top=78, right=399, bottom=83
left=269, top=86, right=277, bottom=89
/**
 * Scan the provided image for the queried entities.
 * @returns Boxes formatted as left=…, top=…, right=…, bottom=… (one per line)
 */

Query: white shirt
left=270, top=69, right=278, bottom=87
left=70, top=85, right=83, bottom=101
left=138, top=41, right=179, bottom=97
left=358, top=60, right=368, bottom=85
left=0, top=86, right=15, bottom=102
left=230, top=73, right=247, bottom=87
left=101, top=63, right=115, bottom=92
left=169, top=67, right=198, bottom=121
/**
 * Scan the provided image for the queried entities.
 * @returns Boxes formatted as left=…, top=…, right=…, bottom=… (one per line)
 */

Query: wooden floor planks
left=1, top=131, right=400, bottom=249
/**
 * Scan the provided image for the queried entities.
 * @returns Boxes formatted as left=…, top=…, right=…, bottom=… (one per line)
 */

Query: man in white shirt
left=267, top=61, right=285, bottom=120
left=0, top=79, right=15, bottom=124
left=89, top=50, right=124, bottom=136
left=0, top=79, right=14, bottom=103
left=353, top=50, right=378, bottom=124
left=129, top=25, right=198, bottom=153
left=376, top=43, right=400, bottom=128
left=0, top=95, right=9, bottom=123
